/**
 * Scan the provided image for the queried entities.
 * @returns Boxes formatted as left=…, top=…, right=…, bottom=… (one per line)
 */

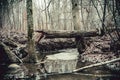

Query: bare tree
left=26, top=0, right=37, bottom=62
left=71, top=0, right=81, bottom=30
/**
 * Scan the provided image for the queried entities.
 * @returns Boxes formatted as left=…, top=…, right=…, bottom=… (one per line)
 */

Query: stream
left=3, top=63, right=120, bottom=80
left=1, top=49, right=120, bottom=80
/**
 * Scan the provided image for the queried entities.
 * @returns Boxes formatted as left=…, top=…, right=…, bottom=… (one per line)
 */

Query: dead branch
left=73, top=57, right=120, bottom=72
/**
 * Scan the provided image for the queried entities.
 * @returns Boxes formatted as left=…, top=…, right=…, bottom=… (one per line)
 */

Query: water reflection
left=1, top=63, right=120, bottom=80
left=41, top=73, right=119, bottom=80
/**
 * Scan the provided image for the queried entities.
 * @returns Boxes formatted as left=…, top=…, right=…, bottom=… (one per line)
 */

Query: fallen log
left=35, top=30, right=99, bottom=54
left=0, top=42, right=22, bottom=63
left=35, top=30, right=98, bottom=54
left=35, top=30, right=99, bottom=38
left=3, top=39, right=18, bottom=48
left=73, top=57, right=120, bottom=72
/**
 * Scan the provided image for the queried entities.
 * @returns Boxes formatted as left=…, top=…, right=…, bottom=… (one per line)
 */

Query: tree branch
left=73, top=57, right=120, bottom=72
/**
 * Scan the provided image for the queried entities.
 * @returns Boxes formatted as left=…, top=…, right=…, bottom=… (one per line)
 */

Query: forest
left=0, top=0, right=120, bottom=80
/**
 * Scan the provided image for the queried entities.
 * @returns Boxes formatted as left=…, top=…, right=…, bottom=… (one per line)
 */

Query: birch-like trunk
left=71, top=0, right=82, bottom=30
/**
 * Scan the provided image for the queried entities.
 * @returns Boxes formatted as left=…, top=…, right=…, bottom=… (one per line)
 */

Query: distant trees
left=0, top=0, right=120, bottom=36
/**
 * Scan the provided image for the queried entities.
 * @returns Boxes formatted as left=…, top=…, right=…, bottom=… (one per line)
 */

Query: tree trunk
left=26, top=0, right=37, bottom=62
left=71, top=0, right=82, bottom=30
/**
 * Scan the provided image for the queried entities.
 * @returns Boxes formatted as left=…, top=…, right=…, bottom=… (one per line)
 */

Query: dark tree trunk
left=26, top=0, right=37, bottom=62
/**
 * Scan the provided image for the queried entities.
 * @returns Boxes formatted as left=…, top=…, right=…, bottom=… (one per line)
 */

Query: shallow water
left=1, top=63, right=120, bottom=80
left=46, top=73, right=120, bottom=80
left=1, top=49, right=120, bottom=80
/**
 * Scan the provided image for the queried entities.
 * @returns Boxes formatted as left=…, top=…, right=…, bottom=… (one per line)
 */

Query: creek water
left=1, top=49, right=120, bottom=80
left=1, top=63, right=120, bottom=80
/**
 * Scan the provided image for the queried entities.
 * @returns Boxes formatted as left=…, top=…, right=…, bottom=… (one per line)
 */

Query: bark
left=35, top=30, right=99, bottom=39
left=26, top=0, right=37, bottom=62
left=27, top=0, right=33, bottom=41
left=71, top=0, right=82, bottom=30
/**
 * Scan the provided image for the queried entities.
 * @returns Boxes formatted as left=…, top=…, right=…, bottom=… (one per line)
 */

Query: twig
left=41, top=0, right=52, bottom=11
